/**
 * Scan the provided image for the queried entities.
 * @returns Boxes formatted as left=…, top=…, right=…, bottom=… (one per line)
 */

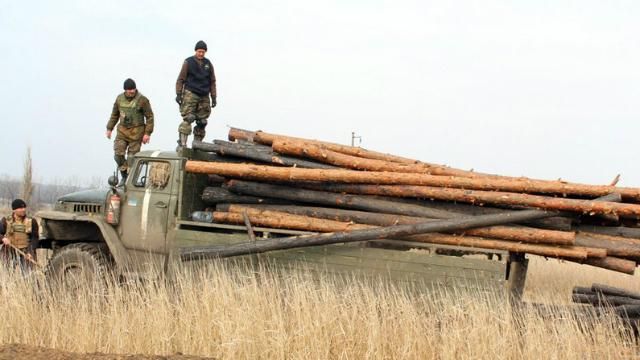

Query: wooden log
left=272, top=138, right=475, bottom=177
left=571, top=294, right=636, bottom=306
left=224, top=180, right=571, bottom=232
left=290, top=181, right=575, bottom=230
left=231, top=127, right=509, bottom=178
left=208, top=174, right=226, bottom=185
left=561, top=257, right=637, bottom=275
left=224, top=180, right=455, bottom=218
left=221, top=178, right=640, bottom=221
left=213, top=210, right=368, bottom=233
left=221, top=204, right=576, bottom=246
left=405, top=234, right=589, bottom=260
left=294, top=183, right=640, bottom=218
left=180, top=208, right=560, bottom=260
left=229, top=127, right=423, bottom=165
left=578, top=231, right=640, bottom=247
left=592, top=284, right=640, bottom=300
left=185, top=162, right=640, bottom=214
left=186, top=160, right=640, bottom=202
left=575, top=234, right=640, bottom=257
left=193, top=140, right=337, bottom=169
left=615, top=305, right=640, bottom=317
left=202, top=187, right=290, bottom=205
left=573, top=286, right=595, bottom=295
left=573, top=293, right=640, bottom=306
left=228, top=127, right=259, bottom=142
left=574, top=225, right=640, bottom=239
left=581, top=193, right=621, bottom=224
left=208, top=210, right=589, bottom=260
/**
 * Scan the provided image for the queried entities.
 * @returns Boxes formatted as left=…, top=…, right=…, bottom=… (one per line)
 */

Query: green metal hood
left=58, top=188, right=110, bottom=203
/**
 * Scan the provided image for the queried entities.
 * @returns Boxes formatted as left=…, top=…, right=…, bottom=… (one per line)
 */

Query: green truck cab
left=37, top=150, right=520, bottom=293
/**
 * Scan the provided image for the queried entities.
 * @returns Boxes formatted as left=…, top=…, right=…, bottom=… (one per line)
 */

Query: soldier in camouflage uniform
left=175, top=40, right=217, bottom=149
left=0, top=199, right=39, bottom=270
left=106, top=78, right=154, bottom=186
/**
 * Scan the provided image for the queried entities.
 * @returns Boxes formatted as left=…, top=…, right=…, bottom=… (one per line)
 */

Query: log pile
left=180, top=127, right=640, bottom=275
left=572, top=284, right=640, bottom=332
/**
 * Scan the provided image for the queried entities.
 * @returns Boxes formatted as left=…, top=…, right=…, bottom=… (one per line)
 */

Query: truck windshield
left=133, top=161, right=171, bottom=190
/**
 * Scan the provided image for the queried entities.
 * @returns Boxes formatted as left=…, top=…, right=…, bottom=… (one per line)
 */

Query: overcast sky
left=1, top=1, right=639, bottom=186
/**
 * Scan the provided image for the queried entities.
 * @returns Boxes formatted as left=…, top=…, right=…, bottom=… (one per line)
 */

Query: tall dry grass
left=0, top=257, right=637, bottom=359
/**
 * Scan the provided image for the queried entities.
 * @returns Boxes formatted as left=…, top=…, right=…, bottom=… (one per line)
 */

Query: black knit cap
left=11, top=199, right=26, bottom=210
left=195, top=40, right=207, bottom=51
left=123, top=78, right=136, bottom=90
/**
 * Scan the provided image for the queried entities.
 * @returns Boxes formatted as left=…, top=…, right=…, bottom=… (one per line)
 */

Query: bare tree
left=21, top=146, right=35, bottom=208
left=0, top=174, right=20, bottom=208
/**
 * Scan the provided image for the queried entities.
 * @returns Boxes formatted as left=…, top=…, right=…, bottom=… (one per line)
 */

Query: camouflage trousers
left=178, top=89, right=211, bottom=140
left=114, top=125, right=144, bottom=172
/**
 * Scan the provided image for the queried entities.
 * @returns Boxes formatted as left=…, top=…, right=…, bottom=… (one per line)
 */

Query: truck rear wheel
left=46, top=243, right=112, bottom=292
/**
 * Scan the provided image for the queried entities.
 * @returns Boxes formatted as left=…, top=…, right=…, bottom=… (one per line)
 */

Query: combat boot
left=118, top=171, right=128, bottom=187
left=176, top=134, right=188, bottom=152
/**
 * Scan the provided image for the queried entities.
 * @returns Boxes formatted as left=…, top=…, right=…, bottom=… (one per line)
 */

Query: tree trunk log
left=184, top=161, right=640, bottom=205
left=217, top=177, right=640, bottom=218
left=193, top=140, right=337, bottom=169
left=209, top=210, right=592, bottom=260
left=562, top=257, right=637, bottom=275
left=202, top=186, right=290, bottom=205
left=572, top=293, right=640, bottom=306
left=221, top=204, right=576, bottom=245
left=224, top=180, right=570, bottom=229
left=574, top=225, right=640, bottom=239
left=288, top=183, right=640, bottom=218
left=592, top=283, right=640, bottom=300
left=207, top=210, right=590, bottom=260
left=229, top=127, right=423, bottom=165
left=224, top=179, right=456, bottom=218
left=575, top=234, right=640, bottom=257
left=271, top=138, right=477, bottom=177
left=180, top=208, right=559, bottom=260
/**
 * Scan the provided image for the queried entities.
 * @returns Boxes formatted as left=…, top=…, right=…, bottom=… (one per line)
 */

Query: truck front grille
left=73, top=204, right=102, bottom=214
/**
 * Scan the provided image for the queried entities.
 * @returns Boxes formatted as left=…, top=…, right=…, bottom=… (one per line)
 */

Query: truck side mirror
left=108, top=175, right=118, bottom=187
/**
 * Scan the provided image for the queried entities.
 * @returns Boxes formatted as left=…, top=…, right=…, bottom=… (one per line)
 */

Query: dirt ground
left=0, top=344, right=214, bottom=360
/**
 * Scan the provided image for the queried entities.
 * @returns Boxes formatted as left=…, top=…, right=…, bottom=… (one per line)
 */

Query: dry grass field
left=0, top=255, right=637, bottom=359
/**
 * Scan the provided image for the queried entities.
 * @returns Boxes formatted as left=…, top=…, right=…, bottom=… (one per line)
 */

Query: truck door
left=119, top=158, right=174, bottom=253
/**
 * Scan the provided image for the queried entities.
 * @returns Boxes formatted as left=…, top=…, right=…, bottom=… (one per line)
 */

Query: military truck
left=37, top=149, right=527, bottom=294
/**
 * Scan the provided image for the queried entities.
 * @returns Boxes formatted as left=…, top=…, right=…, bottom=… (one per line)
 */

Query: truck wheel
left=46, top=243, right=112, bottom=292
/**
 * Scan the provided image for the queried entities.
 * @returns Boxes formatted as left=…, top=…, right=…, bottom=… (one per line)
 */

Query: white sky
left=1, top=0, right=639, bottom=186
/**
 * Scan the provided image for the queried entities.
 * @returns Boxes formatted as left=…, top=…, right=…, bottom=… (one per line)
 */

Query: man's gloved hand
left=211, top=97, right=217, bottom=108
left=176, top=94, right=182, bottom=105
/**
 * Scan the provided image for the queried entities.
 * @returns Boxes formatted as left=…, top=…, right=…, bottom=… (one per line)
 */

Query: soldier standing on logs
left=0, top=199, right=39, bottom=270
left=175, top=40, right=217, bottom=150
left=106, top=78, right=154, bottom=186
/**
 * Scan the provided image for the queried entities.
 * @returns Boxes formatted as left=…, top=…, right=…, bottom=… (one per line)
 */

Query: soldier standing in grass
left=0, top=199, right=39, bottom=269
left=175, top=40, right=217, bottom=149
left=106, top=78, right=154, bottom=186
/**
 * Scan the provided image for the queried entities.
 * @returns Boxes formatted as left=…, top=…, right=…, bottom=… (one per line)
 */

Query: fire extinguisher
left=106, top=191, right=121, bottom=225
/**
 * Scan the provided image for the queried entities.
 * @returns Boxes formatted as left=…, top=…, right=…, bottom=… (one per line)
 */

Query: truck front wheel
left=46, top=243, right=112, bottom=292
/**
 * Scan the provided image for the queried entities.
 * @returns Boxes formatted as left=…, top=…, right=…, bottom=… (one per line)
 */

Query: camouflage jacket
left=107, top=91, right=154, bottom=135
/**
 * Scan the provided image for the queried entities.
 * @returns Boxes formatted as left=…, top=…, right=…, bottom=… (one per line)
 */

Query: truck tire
left=46, top=243, right=112, bottom=292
